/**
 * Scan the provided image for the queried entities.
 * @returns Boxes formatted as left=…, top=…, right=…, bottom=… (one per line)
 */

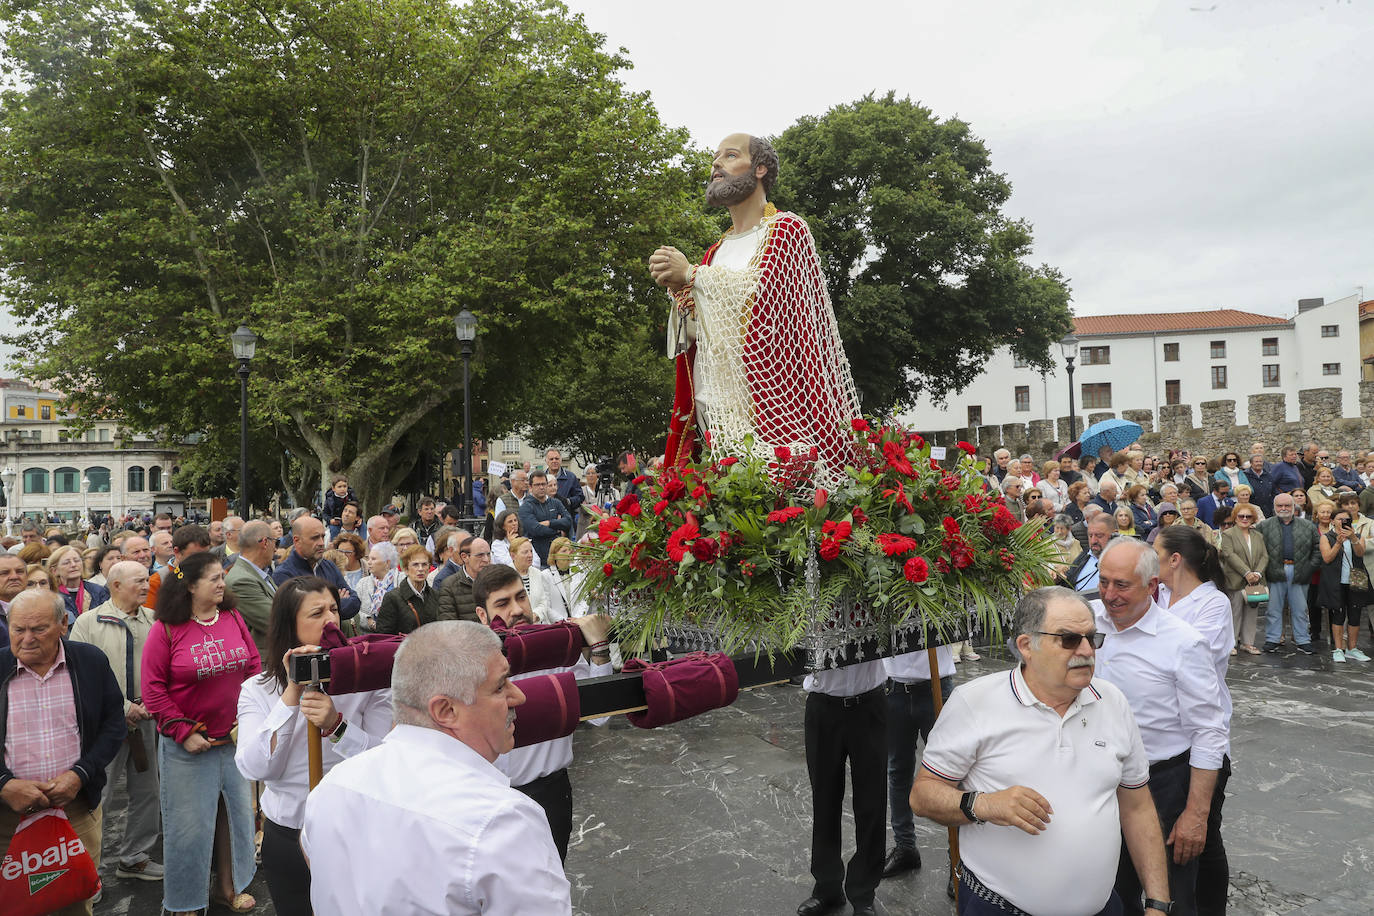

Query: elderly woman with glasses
left=1220, top=506, right=1268, bottom=655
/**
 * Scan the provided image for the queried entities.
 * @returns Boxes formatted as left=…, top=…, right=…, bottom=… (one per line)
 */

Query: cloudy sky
left=566, top=0, right=1373, bottom=319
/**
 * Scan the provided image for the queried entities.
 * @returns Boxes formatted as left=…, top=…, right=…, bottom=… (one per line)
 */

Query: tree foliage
left=0, top=0, right=714, bottom=512
left=771, top=93, right=1073, bottom=412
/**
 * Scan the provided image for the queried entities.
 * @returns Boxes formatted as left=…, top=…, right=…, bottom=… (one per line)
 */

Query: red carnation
left=617, top=493, right=642, bottom=517
left=852, top=418, right=871, bottom=432
left=903, top=556, right=930, bottom=584
left=877, top=533, right=919, bottom=557
left=632, top=475, right=649, bottom=486
left=957, top=441, right=976, bottom=455
left=597, top=517, right=623, bottom=544
left=819, top=538, right=842, bottom=561
left=717, top=456, right=739, bottom=468
left=942, top=516, right=960, bottom=535
left=774, top=446, right=792, bottom=462
left=909, top=433, right=926, bottom=450
left=603, top=562, right=615, bottom=577
left=935, top=556, right=951, bottom=574
left=988, top=505, right=1021, bottom=536
left=691, top=485, right=707, bottom=500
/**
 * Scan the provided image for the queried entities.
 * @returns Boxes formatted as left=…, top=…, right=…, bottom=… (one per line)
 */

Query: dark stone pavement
left=94, top=635, right=1374, bottom=915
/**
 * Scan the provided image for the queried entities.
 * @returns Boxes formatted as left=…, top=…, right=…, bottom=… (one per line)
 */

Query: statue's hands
left=649, top=247, right=691, bottom=290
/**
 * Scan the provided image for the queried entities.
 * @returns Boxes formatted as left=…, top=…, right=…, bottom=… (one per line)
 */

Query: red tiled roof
left=1359, top=299, right=1373, bottom=319
left=1073, top=309, right=1290, bottom=336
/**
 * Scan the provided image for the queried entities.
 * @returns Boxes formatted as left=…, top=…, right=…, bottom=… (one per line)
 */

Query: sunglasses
left=1035, top=630, right=1106, bottom=650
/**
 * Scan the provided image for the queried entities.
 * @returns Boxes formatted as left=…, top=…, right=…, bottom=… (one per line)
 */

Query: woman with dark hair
left=87, top=542, right=123, bottom=587
left=1126, top=484, right=1158, bottom=540
left=331, top=532, right=367, bottom=588
left=1319, top=506, right=1369, bottom=662
left=142, top=551, right=260, bottom=914
left=1213, top=452, right=1248, bottom=492
left=1064, top=480, right=1091, bottom=523
left=236, top=577, right=392, bottom=914
left=1152, top=523, right=1234, bottom=914
left=491, top=508, right=532, bottom=568
left=376, top=544, right=441, bottom=635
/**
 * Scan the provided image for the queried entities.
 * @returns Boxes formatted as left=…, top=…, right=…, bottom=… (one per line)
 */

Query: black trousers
left=1195, top=755, right=1232, bottom=916
left=1116, top=755, right=1204, bottom=916
left=804, top=687, right=887, bottom=907
left=516, top=767, right=573, bottom=862
left=261, top=817, right=312, bottom=916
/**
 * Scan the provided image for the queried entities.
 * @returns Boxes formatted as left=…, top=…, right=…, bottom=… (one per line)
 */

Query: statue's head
left=706, top=133, right=779, bottom=207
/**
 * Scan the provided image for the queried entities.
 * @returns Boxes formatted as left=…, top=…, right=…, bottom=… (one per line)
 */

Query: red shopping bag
left=0, top=808, right=101, bottom=916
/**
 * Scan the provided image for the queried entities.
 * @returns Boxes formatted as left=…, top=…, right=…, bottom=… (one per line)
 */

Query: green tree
left=771, top=93, right=1073, bottom=412
left=0, top=0, right=712, bottom=512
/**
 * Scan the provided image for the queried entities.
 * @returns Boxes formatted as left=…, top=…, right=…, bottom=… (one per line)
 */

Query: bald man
left=272, top=516, right=360, bottom=620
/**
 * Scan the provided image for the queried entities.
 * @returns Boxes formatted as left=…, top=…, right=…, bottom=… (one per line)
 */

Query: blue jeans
left=1265, top=565, right=1310, bottom=646
left=886, top=676, right=951, bottom=851
left=158, top=740, right=257, bottom=912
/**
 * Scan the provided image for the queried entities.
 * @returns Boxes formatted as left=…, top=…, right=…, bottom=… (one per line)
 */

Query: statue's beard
left=705, top=169, right=758, bottom=208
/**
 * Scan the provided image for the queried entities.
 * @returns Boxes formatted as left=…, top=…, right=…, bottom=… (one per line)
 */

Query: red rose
left=877, top=533, right=919, bottom=557
left=819, top=538, right=841, bottom=561
left=851, top=507, right=868, bottom=525
left=616, top=493, right=642, bottom=517
left=660, top=478, right=687, bottom=502
left=597, top=517, right=623, bottom=544
left=632, top=475, right=649, bottom=486
left=851, top=418, right=871, bottom=432
left=957, top=441, right=976, bottom=455
left=813, top=487, right=828, bottom=509
left=691, top=485, right=707, bottom=500
left=774, top=446, right=792, bottom=462
left=909, top=433, right=926, bottom=450
left=903, top=556, right=930, bottom=584
left=603, top=562, right=615, bottom=577
left=691, top=538, right=719, bottom=562
left=653, top=500, right=669, bottom=516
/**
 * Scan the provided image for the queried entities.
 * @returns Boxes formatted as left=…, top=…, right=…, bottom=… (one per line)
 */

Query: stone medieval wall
left=921, top=381, right=1374, bottom=461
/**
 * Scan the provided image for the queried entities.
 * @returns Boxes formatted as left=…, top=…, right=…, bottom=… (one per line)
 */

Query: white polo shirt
left=302, top=724, right=571, bottom=916
left=920, top=666, right=1148, bottom=916
left=1092, top=599, right=1228, bottom=769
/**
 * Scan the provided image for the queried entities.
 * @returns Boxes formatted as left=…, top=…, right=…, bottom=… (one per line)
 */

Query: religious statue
left=649, top=133, right=861, bottom=491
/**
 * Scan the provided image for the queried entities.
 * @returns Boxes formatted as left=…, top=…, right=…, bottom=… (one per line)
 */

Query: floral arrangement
left=578, top=420, right=1060, bottom=656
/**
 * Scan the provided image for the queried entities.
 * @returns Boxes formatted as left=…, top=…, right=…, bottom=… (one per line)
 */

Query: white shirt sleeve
left=236, top=679, right=301, bottom=782
left=916, top=689, right=979, bottom=784
left=1177, top=636, right=1229, bottom=770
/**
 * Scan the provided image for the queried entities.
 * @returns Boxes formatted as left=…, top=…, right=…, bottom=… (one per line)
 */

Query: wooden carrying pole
left=927, top=644, right=959, bottom=904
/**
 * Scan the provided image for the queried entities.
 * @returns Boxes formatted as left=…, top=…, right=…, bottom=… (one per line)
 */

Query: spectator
left=544, top=448, right=585, bottom=517
left=437, top=536, right=492, bottom=624
left=48, top=544, right=110, bottom=623
left=377, top=546, right=441, bottom=635
left=142, top=552, right=261, bottom=914
left=1000, top=476, right=1026, bottom=522
left=362, top=514, right=389, bottom=548
left=1298, top=442, right=1320, bottom=490
left=211, top=516, right=243, bottom=569
left=1256, top=493, right=1320, bottom=654
left=272, top=516, right=361, bottom=622
left=0, top=589, right=125, bottom=916
left=1333, top=450, right=1363, bottom=492
left=1126, top=485, right=1158, bottom=540
left=412, top=497, right=443, bottom=547
left=326, top=501, right=363, bottom=542
left=236, top=576, right=392, bottom=915
left=209, top=519, right=225, bottom=549
left=354, top=542, right=400, bottom=632
left=1319, top=506, right=1368, bottom=663
left=1180, top=456, right=1211, bottom=502
left=146, top=524, right=212, bottom=610
left=331, top=532, right=368, bottom=588
left=1231, top=485, right=1263, bottom=522
left=1220, top=505, right=1267, bottom=655
left=1048, top=514, right=1082, bottom=576
left=1064, top=480, right=1092, bottom=523
left=506, top=536, right=552, bottom=623
left=1038, top=460, right=1068, bottom=512
left=1098, top=450, right=1133, bottom=496
left=225, top=519, right=279, bottom=654
left=519, top=471, right=573, bottom=566
left=1090, top=478, right=1120, bottom=514
left=493, top=469, right=530, bottom=517
left=1114, top=506, right=1139, bottom=538
left=1061, top=512, right=1116, bottom=592
left=543, top=537, right=587, bottom=621
left=1287, top=487, right=1310, bottom=520
left=389, top=526, right=420, bottom=552
left=88, top=543, right=123, bottom=588
left=69, top=560, right=164, bottom=885
left=1307, top=465, right=1338, bottom=511
left=990, top=448, right=1011, bottom=482
left=1196, top=478, right=1234, bottom=528
left=322, top=476, right=356, bottom=524
left=1145, top=502, right=1180, bottom=546
left=1213, top=452, right=1248, bottom=492
left=492, top=509, right=527, bottom=568
left=0, top=553, right=28, bottom=634
left=149, top=529, right=175, bottom=575
left=429, top=530, right=464, bottom=589
left=1269, top=446, right=1304, bottom=496
left=25, top=562, right=57, bottom=591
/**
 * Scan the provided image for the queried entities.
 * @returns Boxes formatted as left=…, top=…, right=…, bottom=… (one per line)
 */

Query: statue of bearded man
left=649, top=133, right=862, bottom=491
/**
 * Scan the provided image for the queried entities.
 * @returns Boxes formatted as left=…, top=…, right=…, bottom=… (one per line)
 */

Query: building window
left=127, top=466, right=145, bottom=492
left=1210, top=341, right=1226, bottom=358
left=1012, top=355, right=1029, bottom=368
left=40, top=405, right=51, bottom=420
left=1014, top=386, right=1030, bottom=412
left=54, top=467, right=80, bottom=494
left=1262, top=364, right=1280, bottom=387
left=149, top=466, right=162, bottom=490
left=502, top=437, right=520, bottom=455
left=22, top=468, right=48, bottom=494
left=14, top=406, right=25, bottom=418
left=1163, top=343, right=1179, bottom=362
left=1321, top=324, right=1339, bottom=338
left=1211, top=366, right=1228, bottom=389
left=85, top=467, right=111, bottom=493
left=1081, top=383, right=1112, bottom=409
left=967, top=406, right=982, bottom=427
left=1080, top=346, right=1110, bottom=366
left=99, top=428, right=110, bottom=442
left=1262, top=337, right=1279, bottom=356
left=1323, top=363, right=1341, bottom=376
left=1165, top=380, right=1180, bottom=405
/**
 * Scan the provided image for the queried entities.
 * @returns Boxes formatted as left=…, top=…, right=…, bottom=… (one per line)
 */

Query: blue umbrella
left=1078, top=419, right=1143, bottom=462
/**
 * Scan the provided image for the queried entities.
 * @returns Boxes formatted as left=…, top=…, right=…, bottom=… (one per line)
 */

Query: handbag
left=0, top=809, right=101, bottom=916
left=1243, top=584, right=1269, bottom=605
left=1349, top=566, right=1371, bottom=593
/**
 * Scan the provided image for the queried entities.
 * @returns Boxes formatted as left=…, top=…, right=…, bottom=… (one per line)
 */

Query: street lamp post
left=231, top=326, right=258, bottom=517
left=80, top=474, right=91, bottom=532
left=1, top=466, right=14, bottom=537
left=1060, top=333, right=1079, bottom=443
left=454, top=310, right=478, bottom=517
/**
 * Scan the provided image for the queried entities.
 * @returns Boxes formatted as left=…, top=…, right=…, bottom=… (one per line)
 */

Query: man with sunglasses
left=911, top=587, right=1171, bottom=916
left=1093, top=539, right=1228, bottom=916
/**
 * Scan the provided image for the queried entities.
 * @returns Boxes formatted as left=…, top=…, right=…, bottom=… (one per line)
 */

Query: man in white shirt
left=798, top=657, right=887, bottom=916
left=473, top=563, right=612, bottom=861
left=879, top=645, right=955, bottom=879
left=911, top=587, right=1172, bottom=916
left=301, top=621, right=571, bottom=916
left=1093, top=538, right=1229, bottom=916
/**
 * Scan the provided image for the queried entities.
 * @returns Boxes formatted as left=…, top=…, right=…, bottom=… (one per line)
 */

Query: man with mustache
left=301, top=620, right=572, bottom=915
left=648, top=133, right=861, bottom=490
left=1092, top=538, right=1228, bottom=916
left=910, top=587, right=1171, bottom=916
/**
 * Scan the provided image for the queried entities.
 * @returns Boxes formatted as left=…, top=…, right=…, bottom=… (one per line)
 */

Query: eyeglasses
left=1194, top=461, right=1207, bottom=467
left=1225, top=458, right=1238, bottom=463
left=1034, top=631, right=1106, bottom=650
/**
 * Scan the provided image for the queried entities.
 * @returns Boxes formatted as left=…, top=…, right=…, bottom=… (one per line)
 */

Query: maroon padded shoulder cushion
left=491, top=618, right=585, bottom=675
left=511, top=670, right=580, bottom=748
left=621, top=652, right=739, bottom=729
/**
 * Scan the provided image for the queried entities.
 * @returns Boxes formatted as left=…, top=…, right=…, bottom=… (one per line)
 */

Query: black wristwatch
left=959, top=791, right=986, bottom=824
left=1145, top=899, right=1175, bottom=914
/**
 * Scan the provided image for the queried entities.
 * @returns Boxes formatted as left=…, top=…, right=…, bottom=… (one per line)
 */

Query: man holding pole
left=910, top=587, right=1173, bottom=915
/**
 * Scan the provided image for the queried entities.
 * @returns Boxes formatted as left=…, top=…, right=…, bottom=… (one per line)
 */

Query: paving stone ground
left=95, top=633, right=1374, bottom=915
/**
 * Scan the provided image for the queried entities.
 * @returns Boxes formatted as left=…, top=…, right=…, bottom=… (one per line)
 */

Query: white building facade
left=902, top=295, right=1366, bottom=434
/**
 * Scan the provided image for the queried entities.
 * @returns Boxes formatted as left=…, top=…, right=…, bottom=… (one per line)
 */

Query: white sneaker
left=1345, top=647, right=1371, bottom=662
left=1332, top=649, right=1346, bottom=663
